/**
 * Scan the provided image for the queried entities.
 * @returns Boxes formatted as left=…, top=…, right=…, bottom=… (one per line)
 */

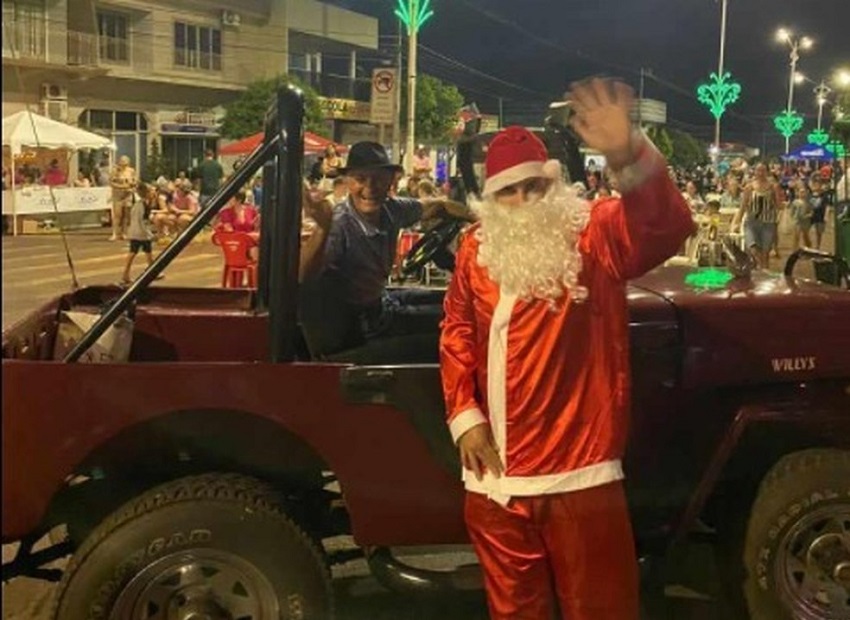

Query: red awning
left=219, top=131, right=346, bottom=156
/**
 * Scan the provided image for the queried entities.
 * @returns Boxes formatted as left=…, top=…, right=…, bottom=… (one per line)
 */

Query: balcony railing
left=290, top=68, right=372, bottom=102
left=2, top=19, right=47, bottom=60
left=97, top=34, right=129, bottom=65
left=67, top=31, right=100, bottom=67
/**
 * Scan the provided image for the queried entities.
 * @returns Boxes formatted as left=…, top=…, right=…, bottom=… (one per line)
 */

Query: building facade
left=2, top=0, right=378, bottom=178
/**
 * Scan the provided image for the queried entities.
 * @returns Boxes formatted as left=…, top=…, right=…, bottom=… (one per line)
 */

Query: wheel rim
left=775, top=503, right=850, bottom=620
left=111, top=548, right=280, bottom=620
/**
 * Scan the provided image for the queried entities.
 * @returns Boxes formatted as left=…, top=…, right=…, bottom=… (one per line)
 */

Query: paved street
left=2, top=228, right=222, bottom=330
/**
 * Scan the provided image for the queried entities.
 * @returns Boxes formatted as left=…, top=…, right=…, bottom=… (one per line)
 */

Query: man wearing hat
left=440, top=78, right=695, bottom=619
left=300, top=141, right=471, bottom=362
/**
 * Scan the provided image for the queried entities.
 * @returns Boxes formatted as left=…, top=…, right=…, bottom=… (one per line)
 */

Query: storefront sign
left=160, top=123, right=218, bottom=135
left=2, top=186, right=111, bottom=215
left=318, top=97, right=371, bottom=122
left=631, top=98, right=667, bottom=125
left=479, top=114, right=500, bottom=133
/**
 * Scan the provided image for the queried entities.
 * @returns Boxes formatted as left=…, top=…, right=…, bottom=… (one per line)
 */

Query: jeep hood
left=632, top=266, right=850, bottom=389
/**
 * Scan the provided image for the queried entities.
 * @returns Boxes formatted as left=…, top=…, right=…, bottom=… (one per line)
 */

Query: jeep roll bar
left=63, top=86, right=305, bottom=363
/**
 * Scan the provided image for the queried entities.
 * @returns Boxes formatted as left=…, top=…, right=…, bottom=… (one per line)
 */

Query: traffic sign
left=370, top=68, right=397, bottom=126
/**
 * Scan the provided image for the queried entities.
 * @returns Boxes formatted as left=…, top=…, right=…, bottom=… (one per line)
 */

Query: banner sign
left=2, top=186, right=112, bottom=215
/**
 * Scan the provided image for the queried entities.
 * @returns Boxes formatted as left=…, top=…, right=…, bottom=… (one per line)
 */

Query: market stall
left=2, top=110, right=115, bottom=235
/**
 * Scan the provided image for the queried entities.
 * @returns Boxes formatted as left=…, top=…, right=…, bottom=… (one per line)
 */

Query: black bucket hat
left=339, top=142, right=403, bottom=175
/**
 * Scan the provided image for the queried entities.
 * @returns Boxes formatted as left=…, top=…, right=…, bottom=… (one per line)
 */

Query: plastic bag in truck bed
left=52, top=311, right=134, bottom=363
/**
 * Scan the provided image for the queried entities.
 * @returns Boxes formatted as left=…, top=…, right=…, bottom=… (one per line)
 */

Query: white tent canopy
left=2, top=110, right=114, bottom=155
left=3, top=110, right=115, bottom=235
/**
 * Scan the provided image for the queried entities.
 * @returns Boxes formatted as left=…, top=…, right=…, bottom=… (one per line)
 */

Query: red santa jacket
left=440, top=140, right=695, bottom=504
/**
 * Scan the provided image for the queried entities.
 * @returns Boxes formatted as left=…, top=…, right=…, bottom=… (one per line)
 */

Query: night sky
left=326, top=0, right=849, bottom=153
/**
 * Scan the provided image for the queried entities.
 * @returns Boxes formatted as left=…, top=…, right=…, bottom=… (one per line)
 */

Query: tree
left=667, top=128, right=709, bottom=169
left=220, top=74, right=326, bottom=139
left=645, top=125, right=674, bottom=161
left=400, top=74, right=465, bottom=143
left=144, top=137, right=171, bottom=182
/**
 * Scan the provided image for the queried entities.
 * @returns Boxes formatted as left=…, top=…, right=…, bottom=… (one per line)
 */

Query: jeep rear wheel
left=51, top=473, right=333, bottom=620
left=743, top=449, right=850, bottom=620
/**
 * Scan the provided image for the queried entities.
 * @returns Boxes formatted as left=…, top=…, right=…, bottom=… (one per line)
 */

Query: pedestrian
left=120, top=182, right=161, bottom=286
left=109, top=155, right=137, bottom=241
left=809, top=176, right=829, bottom=250
left=194, top=149, right=224, bottom=207
left=733, top=162, right=785, bottom=268
left=42, top=159, right=67, bottom=187
left=439, top=78, right=695, bottom=620
left=790, top=183, right=813, bottom=251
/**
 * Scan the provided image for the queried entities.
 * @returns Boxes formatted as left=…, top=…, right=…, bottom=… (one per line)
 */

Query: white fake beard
left=472, top=182, right=591, bottom=306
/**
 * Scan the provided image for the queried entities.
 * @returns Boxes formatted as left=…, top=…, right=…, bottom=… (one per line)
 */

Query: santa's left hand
left=567, top=78, right=636, bottom=171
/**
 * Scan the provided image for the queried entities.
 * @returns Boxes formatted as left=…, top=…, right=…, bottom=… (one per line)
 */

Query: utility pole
left=405, top=4, right=418, bottom=173
left=394, top=0, right=434, bottom=173
left=714, top=0, right=728, bottom=151
left=391, top=21, right=403, bottom=163
left=498, top=97, right=504, bottom=129
left=638, top=68, right=645, bottom=127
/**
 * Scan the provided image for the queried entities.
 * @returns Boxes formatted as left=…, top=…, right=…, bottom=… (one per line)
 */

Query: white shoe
left=109, top=234, right=118, bottom=241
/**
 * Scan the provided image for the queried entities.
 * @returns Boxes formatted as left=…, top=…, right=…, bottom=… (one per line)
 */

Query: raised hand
left=566, top=78, right=636, bottom=171
left=301, top=182, right=334, bottom=231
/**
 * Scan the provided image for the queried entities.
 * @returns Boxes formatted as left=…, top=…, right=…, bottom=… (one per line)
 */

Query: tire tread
left=51, top=472, right=333, bottom=619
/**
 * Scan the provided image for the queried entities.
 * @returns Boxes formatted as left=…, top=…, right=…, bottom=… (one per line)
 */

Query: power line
left=418, top=44, right=552, bottom=98
left=454, top=0, right=764, bottom=129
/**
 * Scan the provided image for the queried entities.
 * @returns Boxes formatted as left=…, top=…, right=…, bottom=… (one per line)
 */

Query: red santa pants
left=465, top=481, right=639, bottom=620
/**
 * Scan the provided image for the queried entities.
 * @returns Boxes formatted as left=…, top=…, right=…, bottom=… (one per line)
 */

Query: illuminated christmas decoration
left=773, top=110, right=804, bottom=140
left=684, top=268, right=734, bottom=290
left=826, top=140, right=847, bottom=158
left=808, top=128, right=829, bottom=145
left=394, top=0, right=434, bottom=35
left=697, top=71, right=742, bottom=120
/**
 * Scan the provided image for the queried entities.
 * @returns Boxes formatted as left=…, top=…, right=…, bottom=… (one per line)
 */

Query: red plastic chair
left=212, top=231, right=258, bottom=288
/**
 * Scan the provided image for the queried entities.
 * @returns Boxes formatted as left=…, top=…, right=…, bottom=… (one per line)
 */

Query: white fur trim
left=541, top=159, right=562, bottom=179
left=483, top=161, right=546, bottom=196
left=487, top=292, right=516, bottom=470
left=463, top=459, right=624, bottom=503
left=613, top=130, right=664, bottom=193
left=449, top=408, right=488, bottom=444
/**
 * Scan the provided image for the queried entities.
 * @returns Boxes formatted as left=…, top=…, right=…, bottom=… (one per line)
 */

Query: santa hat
left=483, top=126, right=561, bottom=196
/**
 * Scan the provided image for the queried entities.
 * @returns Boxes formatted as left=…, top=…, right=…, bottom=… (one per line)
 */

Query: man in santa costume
left=440, top=78, right=695, bottom=619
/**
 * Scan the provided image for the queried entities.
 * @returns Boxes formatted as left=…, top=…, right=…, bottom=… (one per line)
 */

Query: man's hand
left=457, top=423, right=503, bottom=481
left=567, top=78, right=636, bottom=171
left=421, top=198, right=476, bottom=224
left=302, top=182, right=333, bottom=231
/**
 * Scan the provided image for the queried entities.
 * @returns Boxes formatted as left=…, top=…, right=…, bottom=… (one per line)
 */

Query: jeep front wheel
left=51, top=473, right=333, bottom=620
left=743, top=449, right=850, bottom=620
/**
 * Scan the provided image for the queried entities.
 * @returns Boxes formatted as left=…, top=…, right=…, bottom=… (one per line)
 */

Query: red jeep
left=3, top=88, right=849, bottom=620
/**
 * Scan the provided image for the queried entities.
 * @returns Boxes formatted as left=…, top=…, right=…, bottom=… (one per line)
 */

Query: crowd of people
left=12, top=133, right=840, bottom=287
left=573, top=154, right=845, bottom=269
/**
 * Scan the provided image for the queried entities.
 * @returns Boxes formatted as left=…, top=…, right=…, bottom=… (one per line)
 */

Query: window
left=174, top=21, right=221, bottom=71
left=3, top=0, right=46, bottom=59
left=97, top=11, right=129, bottom=63
left=78, top=109, right=150, bottom=178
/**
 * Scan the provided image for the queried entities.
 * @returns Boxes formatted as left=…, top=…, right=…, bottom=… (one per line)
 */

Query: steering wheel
left=401, top=218, right=466, bottom=277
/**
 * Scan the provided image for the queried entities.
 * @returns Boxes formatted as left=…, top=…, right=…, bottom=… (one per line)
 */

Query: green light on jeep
left=685, top=268, right=734, bottom=289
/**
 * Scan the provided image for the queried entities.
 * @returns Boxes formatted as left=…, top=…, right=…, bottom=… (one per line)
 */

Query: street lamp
left=394, top=0, right=434, bottom=173
left=775, top=27, right=812, bottom=153
left=814, top=80, right=833, bottom=131
left=697, top=0, right=742, bottom=161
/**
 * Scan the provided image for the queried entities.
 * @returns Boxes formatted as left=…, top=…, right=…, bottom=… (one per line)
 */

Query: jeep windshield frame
left=62, top=86, right=306, bottom=363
